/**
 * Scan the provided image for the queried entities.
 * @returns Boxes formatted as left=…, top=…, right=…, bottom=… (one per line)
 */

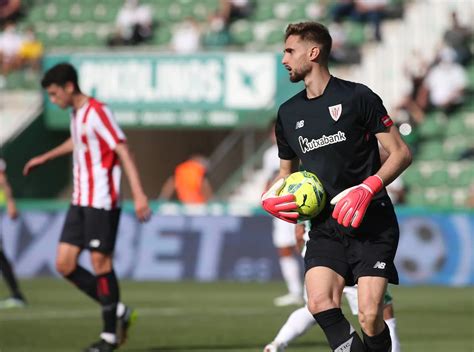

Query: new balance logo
left=373, top=261, right=386, bottom=269
left=89, top=239, right=101, bottom=248
left=295, top=120, right=304, bottom=129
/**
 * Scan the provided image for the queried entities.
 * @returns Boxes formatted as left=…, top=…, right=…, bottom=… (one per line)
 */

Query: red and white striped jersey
left=70, top=98, right=126, bottom=210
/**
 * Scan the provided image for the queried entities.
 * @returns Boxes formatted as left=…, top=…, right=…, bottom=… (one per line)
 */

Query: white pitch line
left=0, top=307, right=275, bottom=321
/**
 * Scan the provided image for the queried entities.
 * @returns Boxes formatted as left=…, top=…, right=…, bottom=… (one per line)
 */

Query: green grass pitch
left=0, top=279, right=472, bottom=351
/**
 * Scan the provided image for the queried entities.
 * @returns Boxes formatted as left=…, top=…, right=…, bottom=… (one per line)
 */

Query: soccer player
left=265, top=289, right=401, bottom=352
left=262, top=121, right=304, bottom=306
left=264, top=224, right=401, bottom=352
left=261, top=22, right=411, bottom=352
left=23, top=63, right=151, bottom=352
left=0, top=158, right=27, bottom=309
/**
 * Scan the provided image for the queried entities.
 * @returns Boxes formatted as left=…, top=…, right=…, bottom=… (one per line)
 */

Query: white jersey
left=70, top=98, right=126, bottom=210
left=262, top=144, right=280, bottom=181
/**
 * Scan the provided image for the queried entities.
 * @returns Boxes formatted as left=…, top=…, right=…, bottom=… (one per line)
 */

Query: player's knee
left=56, top=258, right=76, bottom=276
left=307, top=295, right=338, bottom=314
left=358, top=309, right=382, bottom=333
left=90, top=252, right=112, bottom=274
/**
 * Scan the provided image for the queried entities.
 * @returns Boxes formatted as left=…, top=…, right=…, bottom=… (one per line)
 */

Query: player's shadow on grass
left=135, top=341, right=326, bottom=351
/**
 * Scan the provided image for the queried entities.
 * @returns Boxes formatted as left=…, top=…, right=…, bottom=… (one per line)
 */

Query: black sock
left=65, top=265, right=99, bottom=302
left=314, top=308, right=366, bottom=352
left=97, top=270, right=120, bottom=335
left=0, top=250, right=24, bottom=300
left=362, top=323, right=392, bottom=352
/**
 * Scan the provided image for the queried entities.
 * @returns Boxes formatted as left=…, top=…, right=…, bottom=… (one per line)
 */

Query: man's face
left=282, top=35, right=313, bottom=83
left=45, top=83, right=74, bottom=109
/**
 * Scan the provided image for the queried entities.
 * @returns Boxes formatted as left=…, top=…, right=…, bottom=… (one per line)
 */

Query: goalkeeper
left=262, top=21, right=411, bottom=352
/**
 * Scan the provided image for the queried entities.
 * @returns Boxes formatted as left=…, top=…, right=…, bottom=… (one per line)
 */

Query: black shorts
left=60, top=205, right=121, bottom=254
left=305, top=197, right=399, bottom=286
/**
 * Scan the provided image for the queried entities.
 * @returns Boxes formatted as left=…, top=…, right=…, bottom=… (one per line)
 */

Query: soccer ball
left=395, top=218, right=446, bottom=282
left=279, top=171, right=326, bottom=219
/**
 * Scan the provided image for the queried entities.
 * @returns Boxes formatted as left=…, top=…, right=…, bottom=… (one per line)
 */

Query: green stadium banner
left=43, top=53, right=303, bottom=129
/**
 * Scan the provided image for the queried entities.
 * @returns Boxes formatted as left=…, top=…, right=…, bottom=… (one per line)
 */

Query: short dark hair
left=41, top=62, right=80, bottom=91
left=285, top=22, right=332, bottom=65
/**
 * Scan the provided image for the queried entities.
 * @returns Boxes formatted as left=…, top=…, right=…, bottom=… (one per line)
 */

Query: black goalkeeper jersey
left=276, top=76, right=393, bottom=224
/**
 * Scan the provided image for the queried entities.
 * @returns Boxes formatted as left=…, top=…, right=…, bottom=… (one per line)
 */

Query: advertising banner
left=1, top=208, right=472, bottom=285
left=43, top=53, right=302, bottom=129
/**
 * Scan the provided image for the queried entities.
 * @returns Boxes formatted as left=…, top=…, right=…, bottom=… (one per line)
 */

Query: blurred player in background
left=262, top=22, right=411, bottom=352
left=0, top=158, right=27, bottom=309
left=23, top=63, right=151, bottom=352
left=262, top=121, right=304, bottom=306
left=159, top=153, right=213, bottom=204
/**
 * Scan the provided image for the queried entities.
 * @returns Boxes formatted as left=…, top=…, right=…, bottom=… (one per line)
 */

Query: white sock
left=279, top=256, right=302, bottom=296
left=385, top=317, right=401, bottom=352
left=116, top=302, right=126, bottom=318
left=343, top=286, right=359, bottom=315
left=100, top=332, right=117, bottom=344
left=274, top=306, right=316, bottom=346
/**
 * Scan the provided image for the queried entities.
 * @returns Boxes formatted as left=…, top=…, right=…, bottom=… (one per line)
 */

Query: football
left=396, top=218, right=446, bottom=282
left=279, top=171, right=326, bottom=219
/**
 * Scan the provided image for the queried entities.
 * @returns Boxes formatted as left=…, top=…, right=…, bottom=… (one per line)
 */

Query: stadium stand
left=15, top=0, right=407, bottom=51
left=1, top=0, right=472, bottom=209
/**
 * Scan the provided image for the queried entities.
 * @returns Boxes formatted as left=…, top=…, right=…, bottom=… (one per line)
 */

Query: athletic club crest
left=328, top=104, right=342, bottom=121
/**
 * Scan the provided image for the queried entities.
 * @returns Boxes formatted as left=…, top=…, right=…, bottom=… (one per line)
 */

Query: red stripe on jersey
left=95, top=131, right=118, bottom=208
left=381, top=115, right=393, bottom=127
left=90, top=99, right=123, bottom=144
left=71, top=112, right=81, bottom=205
left=82, top=104, right=94, bottom=207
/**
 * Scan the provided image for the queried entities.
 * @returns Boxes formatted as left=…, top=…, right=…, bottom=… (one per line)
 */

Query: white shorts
left=272, top=218, right=296, bottom=248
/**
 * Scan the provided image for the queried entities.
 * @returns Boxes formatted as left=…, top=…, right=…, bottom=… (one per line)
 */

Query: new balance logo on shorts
left=373, top=261, right=386, bottom=269
left=89, top=239, right=101, bottom=248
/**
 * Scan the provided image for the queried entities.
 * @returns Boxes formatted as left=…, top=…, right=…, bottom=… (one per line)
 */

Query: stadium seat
left=229, top=20, right=254, bottom=45
left=152, top=26, right=172, bottom=46
left=27, top=7, right=45, bottom=23
left=69, top=3, right=94, bottom=22
left=424, top=168, right=448, bottom=187
left=406, top=188, right=426, bottom=206
left=452, top=188, right=469, bottom=207
left=252, top=4, right=274, bottom=21
left=448, top=163, right=474, bottom=187
left=265, top=28, right=285, bottom=45
left=417, top=141, right=445, bottom=161
left=402, top=164, right=423, bottom=187
left=445, top=115, right=467, bottom=136
left=443, top=136, right=471, bottom=160
left=346, top=22, right=366, bottom=47
left=79, top=31, right=103, bottom=47
left=192, top=2, right=211, bottom=21
left=167, top=2, right=194, bottom=22
left=273, top=2, right=294, bottom=20
left=54, top=31, right=74, bottom=47
left=286, top=5, right=308, bottom=21
left=202, top=30, right=231, bottom=48
left=92, top=4, right=117, bottom=22
left=417, top=113, right=446, bottom=139
left=423, top=187, right=453, bottom=208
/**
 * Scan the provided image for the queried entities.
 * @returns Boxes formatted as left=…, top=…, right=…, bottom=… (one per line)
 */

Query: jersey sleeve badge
left=381, top=115, right=393, bottom=127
